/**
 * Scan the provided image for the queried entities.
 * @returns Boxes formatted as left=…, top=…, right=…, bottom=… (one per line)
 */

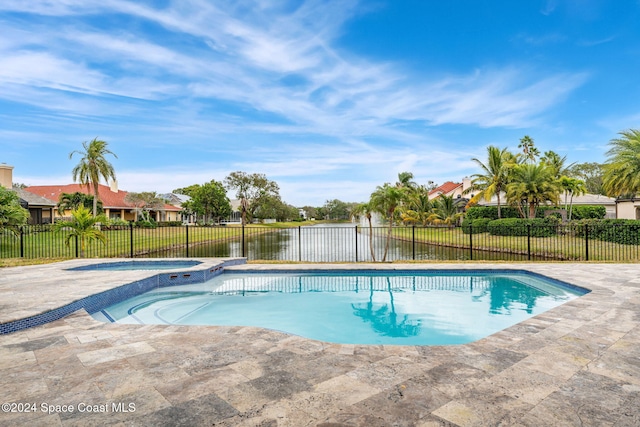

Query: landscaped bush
left=487, top=217, right=559, bottom=237
left=158, top=221, right=183, bottom=227
left=570, top=219, right=640, bottom=245
left=135, top=219, right=157, bottom=228
left=466, top=205, right=607, bottom=222
left=461, top=218, right=493, bottom=234
left=570, top=205, right=606, bottom=220
left=465, top=206, right=520, bottom=220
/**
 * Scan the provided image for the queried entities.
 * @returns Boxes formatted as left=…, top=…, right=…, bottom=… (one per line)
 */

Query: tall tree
left=70, top=138, right=117, bottom=217
left=400, top=185, right=432, bottom=226
left=558, top=176, right=587, bottom=220
left=370, top=183, right=405, bottom=262
left=541, top=150, right=573, bottom=179
left=506, top=163, right=561, bottom=218
left=322, top=199, right=350, bottom=220
left=396, top=171, right=417, bottom=190
left=602, top=129, right=640, bottom=197
left=518, top=135, right=540, bottom=164
left=568, top=162, right=605, bottom=195
left=125, top=192, right=165, bottom=222
left=0, top=186, right=29, bottom=235
left=224, top=172, right=280, bottom=225
left=180, top=181, right=231, bottom=224
left=465, top=146, right=514, bottom=218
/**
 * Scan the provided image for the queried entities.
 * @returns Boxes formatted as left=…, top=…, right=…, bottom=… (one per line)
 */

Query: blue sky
left=2, top=0, right=639, bottom=206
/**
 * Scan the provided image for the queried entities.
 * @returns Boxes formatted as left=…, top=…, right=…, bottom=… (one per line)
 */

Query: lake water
left=182, top=223, right=538, bottom=262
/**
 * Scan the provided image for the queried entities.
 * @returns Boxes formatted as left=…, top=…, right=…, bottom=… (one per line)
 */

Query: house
left=475, top=192, right=617, bottom=219
left=25, top=181, right=182, bottom=222
left=614, top=198, right=640, bottom=220
left=1, top=163, right=57, bottom=224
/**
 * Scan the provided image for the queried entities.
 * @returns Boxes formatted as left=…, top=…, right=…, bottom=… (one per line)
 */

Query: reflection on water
left=351, top=277, right=422, bottom=338
left=97, top=272, right=585, bottom=345
left=185, top=223, right=537, bottom=262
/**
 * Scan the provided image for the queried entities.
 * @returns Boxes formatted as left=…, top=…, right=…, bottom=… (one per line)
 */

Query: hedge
left=570, top=205, right=606, bottom=220
left=466, top=205, right=606, bottom=221
left=571, top=219, right=640, bottom=245
left=487, top=217, right=559, bottom=237
left=461, top=218, right=493, bottom=234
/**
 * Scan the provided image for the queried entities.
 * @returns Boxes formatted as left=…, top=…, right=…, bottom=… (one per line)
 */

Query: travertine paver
left=0, top=260, right=639, bottom=426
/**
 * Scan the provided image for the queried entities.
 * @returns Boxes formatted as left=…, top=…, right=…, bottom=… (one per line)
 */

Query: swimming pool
left=67, top=260, right=203, bottom=271
left=94, top=270, right=587, bottom=345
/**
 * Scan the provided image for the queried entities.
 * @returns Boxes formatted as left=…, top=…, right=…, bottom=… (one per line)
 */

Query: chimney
left=0, top=163, right=14, bottom=189
left=462, top=176, right=471, bottom=192
left=110, top=179, right=118, bottom=193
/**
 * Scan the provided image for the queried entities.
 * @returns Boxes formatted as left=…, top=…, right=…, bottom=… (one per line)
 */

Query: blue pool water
left=94, top=271, right=587, bottom=345
left=68, top=260, right=202, bottom=271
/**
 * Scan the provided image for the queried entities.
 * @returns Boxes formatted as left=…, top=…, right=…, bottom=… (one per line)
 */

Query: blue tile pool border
left=0, top=264, right=589, bottom=335
left=222, top=268, right=591, bottom=295
left=0, top=258, right=245, bottom=335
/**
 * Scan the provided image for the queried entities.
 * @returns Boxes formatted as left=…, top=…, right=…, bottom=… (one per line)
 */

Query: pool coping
left=0, top=262, right=638, bottom=426
left=0, top=258, right=246, bottom=333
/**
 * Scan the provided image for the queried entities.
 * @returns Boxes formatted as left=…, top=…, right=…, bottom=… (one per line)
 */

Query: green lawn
left=2, top=224, right=638, bottom=262
left=388, top=226, right=640, bottom=261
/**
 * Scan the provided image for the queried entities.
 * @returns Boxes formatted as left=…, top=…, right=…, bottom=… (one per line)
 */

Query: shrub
left=487, top=217, right=559, bottom=237
left=465, top=206, right=520, bottom=220
left=571, top=205, right=606, bottom=220
left=135, top=220, right=157, bottom=229
left=461, top=218, right=492, bottom=234
left=158, top=221, right=183, bottom=227
left=571, top=219, right=640, bottom=245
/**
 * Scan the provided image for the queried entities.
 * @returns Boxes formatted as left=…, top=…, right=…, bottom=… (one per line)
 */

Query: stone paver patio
left=0, top=259, right=638, bottom=426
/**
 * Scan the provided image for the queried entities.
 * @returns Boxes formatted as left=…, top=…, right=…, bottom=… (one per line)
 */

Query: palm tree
left=465, top=146, right=514, bottom=218
left=400, top=186, right=432, bottom=226
left=57, top=192, right=102, bottom=216
left=428, top=194, right=463, bottom=226
left=351, top=202, right=377, bottom=262
left=541, top=150, right=573, bottom=179
left=396, top=171, right=417, bottom=190
left=54, top=206, right=107, bottom=257
left=506, top=163, right=561, bottom=218
left=558, top=176, right=587, bottom=220
left=70, top=138, right=117, bottom=217
left=370, top=183, right=405, bottom=262
left=602, top=129, right=640, bottom=197
left=518, top=135, right=540, bottom=164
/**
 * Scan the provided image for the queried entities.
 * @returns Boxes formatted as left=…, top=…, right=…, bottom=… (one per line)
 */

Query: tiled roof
left=25, top=184, right=181, bottom=211
left=429, top=181, right=462, bottom=197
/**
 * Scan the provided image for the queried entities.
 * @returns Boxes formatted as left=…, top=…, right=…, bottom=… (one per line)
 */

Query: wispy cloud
left=1, top=0, right=595, bottom=204
left=0, top=0, right=587, bottom=137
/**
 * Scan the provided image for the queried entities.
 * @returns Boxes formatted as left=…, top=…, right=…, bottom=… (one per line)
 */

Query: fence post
left=185, top=224, right=189, bottom=258
left=584, top=223, right=589, bottom=261
left=75, top=235, right=79, bottom=258
left=412, top=226, right=415, bottom=261
left=354, top=226, right=358, bottom=262
left=298, top=226, right=302, bottom=262
left=19, top=226, right=24, bottom=258
left=129, top=222, right=134, bottom=258
left=242, top=223, right=246, bottom=258
left=527, top=223, right=531, bottom=261
left=469, top=223, right=473, bottom=260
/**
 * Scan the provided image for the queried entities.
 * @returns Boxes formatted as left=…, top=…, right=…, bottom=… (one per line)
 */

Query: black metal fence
left=1, top=223, right=639, bottom=262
